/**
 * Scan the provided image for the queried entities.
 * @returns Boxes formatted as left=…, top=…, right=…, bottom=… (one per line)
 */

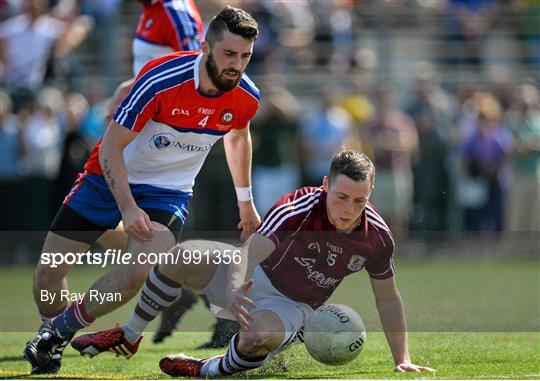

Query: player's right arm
left=226, top=232, right=275, bottom=329
left=99, top=121, right=154, bottom=244
left=100, top=56, right=169, bottom=243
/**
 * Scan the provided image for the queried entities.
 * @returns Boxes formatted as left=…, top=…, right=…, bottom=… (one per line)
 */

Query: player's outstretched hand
left=122, top=206, right=155, bottom=244
left=394, top=362, right=436, bottom=373
left=237, top=201, right=261, bottom=241
left=226, top=279, right=256, bottom=331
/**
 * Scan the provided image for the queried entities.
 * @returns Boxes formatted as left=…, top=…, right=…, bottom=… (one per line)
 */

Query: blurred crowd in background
left=1, top=0, right=539, bottom=242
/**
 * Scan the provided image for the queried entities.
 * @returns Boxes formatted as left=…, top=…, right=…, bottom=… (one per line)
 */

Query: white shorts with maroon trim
left=197, top=261, right=314, bottom=350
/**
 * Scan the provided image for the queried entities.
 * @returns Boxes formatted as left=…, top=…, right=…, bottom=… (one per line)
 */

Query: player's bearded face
left=206, top=51, right=242, bottom=92
left=324, top=175, right=372, bottom=231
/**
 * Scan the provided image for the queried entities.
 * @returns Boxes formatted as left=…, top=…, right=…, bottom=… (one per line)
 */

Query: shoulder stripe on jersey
left=258, top=189, right=322, bottom=236
left=260, top=199, right=321, bottom=238
left=163, top=0, right=201, bottom=51
left=167, top=125, right=228, bottom=136
left=257, top=188, right=321, bottom=234
left=164, top=1, right=192, bottom=50
left=239, top=75, right=260, bottom=102
left=119, top=65, right=194, bottom=128
left=116, top=59, right=195, bottom=125
left=116, top=56, right=194, bottom=122
left=367, top=216, right=389, bottom=232
left=365, top=205, right=387, bottom=225
left=117, top=56, right=194, bottom=122
left=365, top=209, right=390, bottom=231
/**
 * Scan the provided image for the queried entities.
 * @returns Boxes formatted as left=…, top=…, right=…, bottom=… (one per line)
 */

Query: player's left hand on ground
left=226, top=279, right=256, bottom=331
left=237, top=200, right=261, bottom=241
left=394, top=362, right=436, bottom=372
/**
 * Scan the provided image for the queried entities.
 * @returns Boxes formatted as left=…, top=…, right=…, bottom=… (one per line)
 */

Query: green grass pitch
left=1, top=258, right=539, bottom=379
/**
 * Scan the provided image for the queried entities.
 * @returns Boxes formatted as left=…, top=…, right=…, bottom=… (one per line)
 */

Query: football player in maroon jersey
left=72, top=150, right=435, bottom=376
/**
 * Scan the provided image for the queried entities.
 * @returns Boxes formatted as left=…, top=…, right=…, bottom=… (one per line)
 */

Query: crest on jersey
left=347, top=255, right=366, bottom=271
left=150, top=133, right=175, bottom=150
left=219, top=109, right=234, bottom=125
left=145, top=18, right=154, bottom=29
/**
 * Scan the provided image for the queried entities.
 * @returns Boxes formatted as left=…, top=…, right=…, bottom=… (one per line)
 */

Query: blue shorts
left=51, top=172, right=191, bottom=243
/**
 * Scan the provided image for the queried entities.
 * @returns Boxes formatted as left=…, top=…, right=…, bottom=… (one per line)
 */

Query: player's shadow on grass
left=0, top=355, right=25, bottom=363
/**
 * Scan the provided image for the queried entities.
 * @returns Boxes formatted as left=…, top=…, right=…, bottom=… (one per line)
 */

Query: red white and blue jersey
left=256, top=186, right=395, bottom=309
left=133, top=0, right=203, bottom=74
left=84, top=52, right=260, bottom=193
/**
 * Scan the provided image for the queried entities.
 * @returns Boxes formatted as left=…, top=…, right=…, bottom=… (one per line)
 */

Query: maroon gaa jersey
left=256, top=186, right=395, bottom=309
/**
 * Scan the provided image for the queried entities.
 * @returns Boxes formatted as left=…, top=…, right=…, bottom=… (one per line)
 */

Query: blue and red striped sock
left=52, top=299, right=95, bottom=337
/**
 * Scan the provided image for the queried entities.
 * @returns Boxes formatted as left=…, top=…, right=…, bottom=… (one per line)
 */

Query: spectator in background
left=0, top=89, right=21, bottom=179
left=512, top=0, right=540, bottom=71
left=459, top=92, right=512, bottom=232
left=0, top=0, right=92, bottom=90
left=259, top=0, right=315, bottom=70
left=20, top=86, right=64, bottom=179
left=335, top=80, right=375, bottom=155
left=15, top=86, right=65, bottom=229
left=78, top=82, right=109, bottom=145
left=406, top=62, right=456, bottom=232
left=443, top=0, right=498, bottom=70
left=367, top=87, right=418, bottom=232
left=299, top=87, right=353, bottom=186
left=506, top=83, right=540, bottom=232
left=327, top=0, right=356, bottom=72
left=0, top=89, right=22, bottom=230
left=52, top=93, right=92, bottom=209
left=81, top=0, right=122, bottom=94
left=252, top=80, right=302, bottom=213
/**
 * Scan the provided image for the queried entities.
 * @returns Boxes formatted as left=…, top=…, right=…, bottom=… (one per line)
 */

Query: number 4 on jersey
left=198, top=115, right=209, bottom=128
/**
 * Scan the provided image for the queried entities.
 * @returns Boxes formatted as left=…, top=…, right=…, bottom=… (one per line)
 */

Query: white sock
left=122, top=323, right=142, bottom=344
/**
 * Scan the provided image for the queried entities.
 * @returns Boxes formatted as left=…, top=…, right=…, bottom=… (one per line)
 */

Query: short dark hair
left=206, top=6, right=258, bottom=46
left=328, top=150, right=375, bottom=186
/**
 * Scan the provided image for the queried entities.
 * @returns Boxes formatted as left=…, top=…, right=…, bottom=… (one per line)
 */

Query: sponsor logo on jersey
left=173, top=140, right=212, bottom=152
left=172, top=108, right=190, bottom=116
left=219, top=109, right=234, bottom=125
left=293, top=257, right=340, bottom=288
left=151, top=133, right=175, bottom=150
left=347, top=255, right=366, bottom=271
left=198, top=107, right=215, bottom=115
left=149, top=133, right=212, bottom=152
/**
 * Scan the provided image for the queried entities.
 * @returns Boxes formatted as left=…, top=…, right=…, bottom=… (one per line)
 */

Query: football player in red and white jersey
left=103, top=0, right=203, bottom=124
left=24, top=6, right=260, bottom=375
left=71, top=151, right=435, bottom=376
left=133, top=0, right=203, bottom=74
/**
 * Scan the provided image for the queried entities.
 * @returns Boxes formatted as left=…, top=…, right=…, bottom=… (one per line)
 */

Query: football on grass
left=304, top=303, right=366, bottom=365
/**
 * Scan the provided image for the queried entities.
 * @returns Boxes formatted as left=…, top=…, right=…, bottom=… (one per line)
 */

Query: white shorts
left=197, top=262, right=314, bottom=349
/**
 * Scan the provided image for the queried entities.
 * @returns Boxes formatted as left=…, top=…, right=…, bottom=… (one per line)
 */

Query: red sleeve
left=235, top=99, right=258, bottom=130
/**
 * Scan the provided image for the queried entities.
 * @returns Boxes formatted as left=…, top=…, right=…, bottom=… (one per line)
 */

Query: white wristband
left=235, top=186, right=253, bottom=201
